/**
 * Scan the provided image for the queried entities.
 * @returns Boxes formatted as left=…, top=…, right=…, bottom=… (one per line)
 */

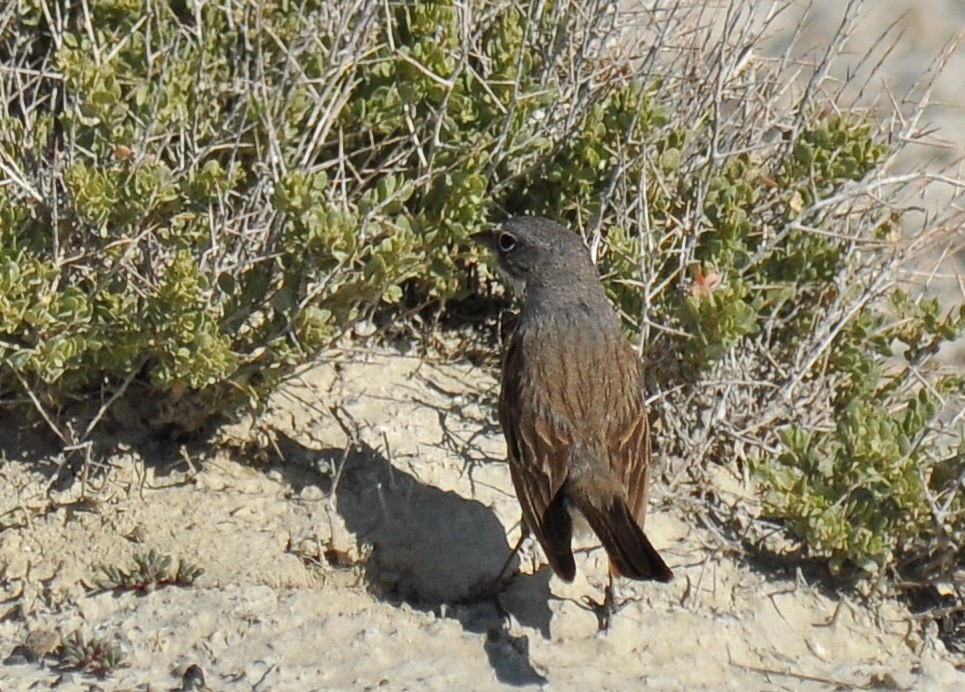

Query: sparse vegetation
left=0, top=0, right=962, bottom=650
left=94, top=549, right=203, bottom=593
left=60, top=630, right=125, bottom=678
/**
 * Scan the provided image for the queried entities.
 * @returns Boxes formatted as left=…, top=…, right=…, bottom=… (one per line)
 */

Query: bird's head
left=473, top=216, right=596, bottom=299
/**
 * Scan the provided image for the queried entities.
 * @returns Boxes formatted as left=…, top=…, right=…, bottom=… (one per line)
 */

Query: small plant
left=95, top=549, right=203, bottom=593
left=59, top=630, right=124, bottom=678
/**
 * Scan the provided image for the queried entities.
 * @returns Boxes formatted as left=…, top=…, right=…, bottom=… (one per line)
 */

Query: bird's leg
left=464, top=518, right=530, bottom=603
left=583, top=567, right=633, bottom=632
left=602, top=572, right=616, bottom=630
left=496, top=516, right=530, bottom=583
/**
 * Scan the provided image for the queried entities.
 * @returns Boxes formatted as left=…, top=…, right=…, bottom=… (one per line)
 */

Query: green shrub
left=1, top=0, right=575, bottom=430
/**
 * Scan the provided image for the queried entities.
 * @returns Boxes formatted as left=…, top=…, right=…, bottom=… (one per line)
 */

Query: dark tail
left=571, top=486, right=673, bottom=582
left=537, top=487, right=577, bottom=582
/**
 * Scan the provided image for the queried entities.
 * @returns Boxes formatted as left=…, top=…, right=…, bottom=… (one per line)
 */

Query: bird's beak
left=470, top=229, right=497, bottom=252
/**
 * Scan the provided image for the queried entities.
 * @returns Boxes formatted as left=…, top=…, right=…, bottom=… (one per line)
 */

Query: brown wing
left=499, top=326, right=577, bottom=581
left=605, top=340, right=653, bottom=528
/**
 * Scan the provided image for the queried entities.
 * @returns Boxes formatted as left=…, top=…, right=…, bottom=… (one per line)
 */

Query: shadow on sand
left=270, top=431, right=552, bottom=686
left=2, top=413, right=559, bottom=685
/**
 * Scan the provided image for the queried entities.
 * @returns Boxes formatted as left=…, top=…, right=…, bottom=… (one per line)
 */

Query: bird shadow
left=269, top=431, right=550, bottom=686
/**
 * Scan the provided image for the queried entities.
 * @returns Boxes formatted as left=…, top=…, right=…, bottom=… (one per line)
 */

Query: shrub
left=1, top=0, right=672, bottom=433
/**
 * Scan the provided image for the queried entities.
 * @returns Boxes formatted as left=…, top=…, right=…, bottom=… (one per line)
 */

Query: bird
left=473, top=215, right=672, bottom=628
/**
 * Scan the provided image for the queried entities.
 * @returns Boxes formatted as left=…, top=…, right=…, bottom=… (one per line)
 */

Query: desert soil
left=1, top=347, right=963, bottom=690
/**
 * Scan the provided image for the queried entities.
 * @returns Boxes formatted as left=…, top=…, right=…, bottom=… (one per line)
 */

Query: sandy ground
left=1, top=347, right=963, bottom=690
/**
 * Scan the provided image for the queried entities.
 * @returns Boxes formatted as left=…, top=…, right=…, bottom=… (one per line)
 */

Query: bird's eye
left=498, top=232, right=517, bottom=252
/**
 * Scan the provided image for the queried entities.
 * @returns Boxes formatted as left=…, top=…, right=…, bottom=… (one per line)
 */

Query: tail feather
left=573, top=490, right=673, bottom=582
left=539, top=488, right=577, bottom=582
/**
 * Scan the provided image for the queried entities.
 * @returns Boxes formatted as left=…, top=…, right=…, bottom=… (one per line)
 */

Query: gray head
left=473, top=216, right=601, bottom=300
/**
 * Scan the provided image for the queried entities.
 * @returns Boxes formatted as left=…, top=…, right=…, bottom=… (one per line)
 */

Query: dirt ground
left=1, top=348, right=963, bottom=690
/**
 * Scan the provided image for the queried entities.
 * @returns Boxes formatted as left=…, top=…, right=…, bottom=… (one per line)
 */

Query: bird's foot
left=582, top=583, right=636, bottom=632
left=581, top=594, right=620, bottom=632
